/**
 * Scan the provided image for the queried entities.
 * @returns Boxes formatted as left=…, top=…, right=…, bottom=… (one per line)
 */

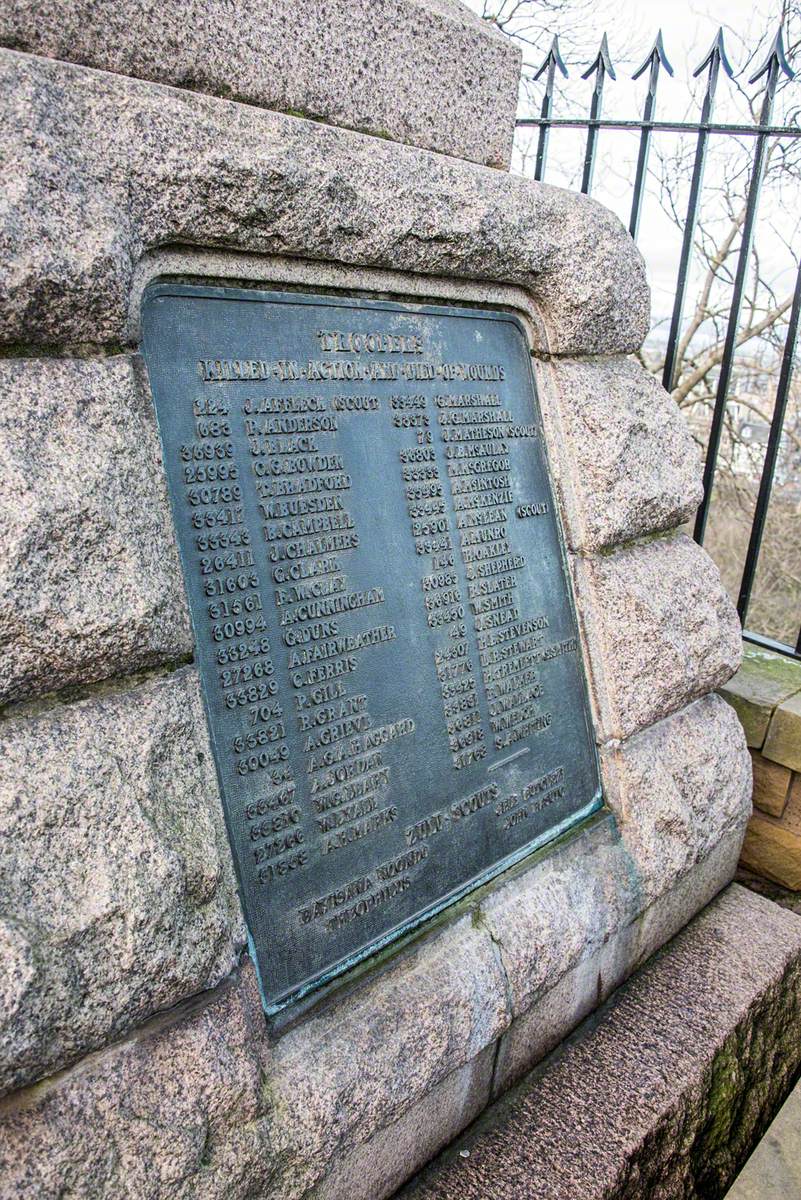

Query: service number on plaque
left=141, top=284, right=602, bottom=1014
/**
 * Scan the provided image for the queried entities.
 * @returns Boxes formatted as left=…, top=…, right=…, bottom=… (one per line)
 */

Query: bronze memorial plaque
left=141, top=284, right=603, bottom=1015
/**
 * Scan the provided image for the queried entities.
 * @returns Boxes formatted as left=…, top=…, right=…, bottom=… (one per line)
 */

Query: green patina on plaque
left=141, top=283, right=602, bottom=1014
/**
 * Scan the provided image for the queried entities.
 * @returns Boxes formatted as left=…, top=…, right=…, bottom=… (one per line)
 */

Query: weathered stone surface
left=0, top=0, right=520, bottom=169
left=0, top=50, right=649, bottom=356
left=265, top=915, right=509, bottom=1198
left=481, top=694, right=751, bottom=1018
left=0, top=970, right=267, bottom=1200
left=719, top=644, right=801, bottom=749
left=491, top=828, right=744, bottom=1097
left=737, top=866, right=801, bottom=915
left=401, top=885, right=801, bottom=1200
left=752, top=750, right=792, bottom=818
left=537, top=355, right=702, bottom=552
left=0, top=913, right=509, bottom=1200
left=742, top=816, right=801, bottom=891
left=605, top=693, right=751, bottom=901
left=764, top=689, right=801, bottom=772
left=574, top=532, right=742, bottom=741
left=0, top=669, right=244, bottom=1096
left=0, top=356, right=191, bottom=705
left=477, top=817, right=635, bottom=1023
left=316, top=1048, right=495, bottom=1200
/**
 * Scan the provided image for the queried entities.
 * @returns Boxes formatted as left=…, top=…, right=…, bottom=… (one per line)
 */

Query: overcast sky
left=462, top=0, right=796, bottom=333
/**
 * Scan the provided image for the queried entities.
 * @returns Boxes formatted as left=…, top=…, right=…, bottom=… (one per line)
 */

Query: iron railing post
left=736, top=254, right=801, bottom=624
left=630, top=31, right=674, bottom=241
left=693, top=28, right=795, bottom=543
left=533, top=36, right=568, bottom=183
left=661, top=29, right=734, bottom=394
left=581, top=34, right=616, bottom=196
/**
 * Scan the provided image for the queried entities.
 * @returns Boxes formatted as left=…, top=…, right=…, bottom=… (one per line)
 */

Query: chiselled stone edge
left=0, top=50, right=649, bottom=357
left=125, top=248, right=553, bottom=356
left=0, top=0, right=520, bottom=169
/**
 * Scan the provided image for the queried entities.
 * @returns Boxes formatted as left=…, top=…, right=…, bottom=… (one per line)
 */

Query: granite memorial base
left=0, top=1, right=752, bottom=1196
left=400, top=884, right=801, bottom=1200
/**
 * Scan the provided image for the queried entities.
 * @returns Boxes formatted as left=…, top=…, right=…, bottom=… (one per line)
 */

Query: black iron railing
left=516, top=27, right=801, bottom=659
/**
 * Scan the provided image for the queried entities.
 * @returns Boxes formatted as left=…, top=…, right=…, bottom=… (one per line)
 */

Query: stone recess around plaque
left=141, top=283, right=602, bottom=1014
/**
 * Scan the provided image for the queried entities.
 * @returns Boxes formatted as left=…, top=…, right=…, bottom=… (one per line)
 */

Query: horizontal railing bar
left=515, top=117, right=801, bottom=137
left=743, top=628, right=801, bottom=661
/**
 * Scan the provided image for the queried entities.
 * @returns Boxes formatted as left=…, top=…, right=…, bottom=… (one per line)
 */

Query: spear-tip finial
left=693, top=27, right=735, bottom=79
left=749, top=25, right=794, bottom=84
left=534, top=34, right=568, bottom=82
left=582, top=33, right=617, bottom=82
left=632, top=29, right=674, bottom=81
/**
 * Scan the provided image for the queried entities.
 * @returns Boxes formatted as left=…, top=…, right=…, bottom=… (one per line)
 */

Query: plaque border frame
left=141, top=279, right=606, bottom=1023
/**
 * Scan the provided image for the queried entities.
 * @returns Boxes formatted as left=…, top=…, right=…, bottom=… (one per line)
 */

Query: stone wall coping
left=0, top=0, right=520, bottom=169
left=720, top=644, right=801, bottom=751
left=0, top=48, right=650, bottom=358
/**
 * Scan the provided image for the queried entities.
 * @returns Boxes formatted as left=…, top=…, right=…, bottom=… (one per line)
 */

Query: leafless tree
left=639, top=32, right=801, bottom=642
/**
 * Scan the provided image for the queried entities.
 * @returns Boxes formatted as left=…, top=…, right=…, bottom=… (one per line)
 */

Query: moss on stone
left=719, top=645, right=801, bottom=750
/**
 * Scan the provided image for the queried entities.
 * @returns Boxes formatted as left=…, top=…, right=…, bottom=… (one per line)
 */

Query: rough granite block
left=0, top=669, right=245, bottom=1097
left=763, top=690, right=801, bottom=773
left=719, top=645, right=801, bottom=749
left=0, top=50, right=649, bottom=357
left=315, top=1048, right=496, bottom=1200
left=538, top=355, right=702, bottom=553
left=0, top=923, right=510, bottom=1200
left=574, top=532, right=742, bottom=741
left=400, top=885, right=801, bottom=1200
left=0, top=0, right=520, bottom=169
left=601, top=693, right=751, bottom=902
left=491, top=828, right=746, bottom=1096
left=0, top=356, right=192, bottom=705
left=751, top=750, right=791, bottom=818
